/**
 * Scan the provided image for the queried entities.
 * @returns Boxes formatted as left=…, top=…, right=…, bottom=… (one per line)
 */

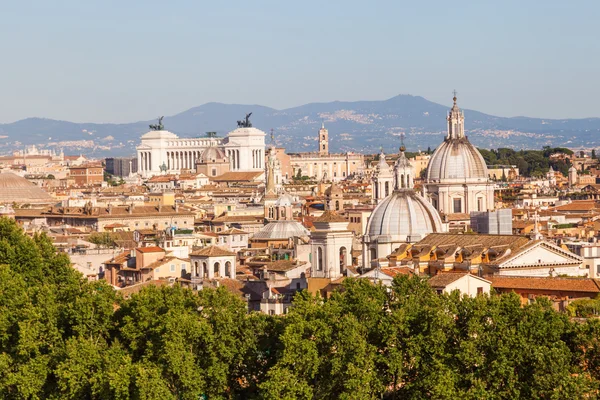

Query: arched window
left=335, top=200, right=340, bottom=211
left=202, top=262, right=208, bottom=278
left=317, top=247, right=323, bottom=271
left=225, top=261, right=232, bottom=277
left=384, top=181, right=389, bottom=197
left=194, top=261, right=199, bottom=276
left=214, top=262, right=220, bottom=277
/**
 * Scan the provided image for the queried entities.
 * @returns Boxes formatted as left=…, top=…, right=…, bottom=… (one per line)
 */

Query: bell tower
left=318, top=123, right=329, bottom=155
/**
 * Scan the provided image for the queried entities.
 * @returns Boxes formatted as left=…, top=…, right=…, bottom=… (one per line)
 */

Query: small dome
left=366, top=189, right=442, bottom=242
left=274, top=193, right=294, bottom=207
left=253, top=220, right=310, bottom=240
left=199, top=146, right=227, bottom=163
left=427, top=138, right=488, bottom=182
left=140, top=130, right=178, bottom=140
left=0, top=173, right=55, bottom=204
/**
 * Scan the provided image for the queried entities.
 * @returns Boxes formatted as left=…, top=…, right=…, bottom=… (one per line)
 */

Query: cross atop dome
left=447, top=91, right=465, bottom=140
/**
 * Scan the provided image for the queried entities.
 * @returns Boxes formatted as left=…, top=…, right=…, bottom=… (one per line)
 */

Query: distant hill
left=1, top=95, right=599, bottom=157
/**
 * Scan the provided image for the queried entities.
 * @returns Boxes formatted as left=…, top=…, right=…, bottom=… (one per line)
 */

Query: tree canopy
left=1, top=216, right=600, bottom=398
left=478, top=147, right=574, bottom=178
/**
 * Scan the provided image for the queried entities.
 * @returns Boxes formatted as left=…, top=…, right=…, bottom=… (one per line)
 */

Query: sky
left=0, top=0, right=599, bottom=124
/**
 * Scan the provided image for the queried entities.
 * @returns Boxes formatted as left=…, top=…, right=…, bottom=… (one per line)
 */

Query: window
left=171, top=264, right=175, bottom=272
left=453, top=198, right=462, bottom=213
left=477, top=287, right=484, bottom=295
left=477, top=197, right=483, bottom=212
left=317, top=247, right=323, bottom=271
left=269, top=310, right=275, bottom=315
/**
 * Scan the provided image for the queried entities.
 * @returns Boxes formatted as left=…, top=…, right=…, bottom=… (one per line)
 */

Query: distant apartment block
left=105, top=157, right=138, bottom=177
left=470, top=209, right=512, bottom=235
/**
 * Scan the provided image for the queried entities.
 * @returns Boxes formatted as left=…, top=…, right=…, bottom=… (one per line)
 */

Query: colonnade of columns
left=227, top=149, right=241, bottom=170
left=252, top=149, right=263, bottom=169
left=165, top=150, right=202, bottom=171
left=139, top=152, right=152, bottom=171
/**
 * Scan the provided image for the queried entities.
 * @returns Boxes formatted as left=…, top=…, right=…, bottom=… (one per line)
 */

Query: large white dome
left=365, top=189, right=443, bottom=243
left=426, top=137, right=488, bottom=182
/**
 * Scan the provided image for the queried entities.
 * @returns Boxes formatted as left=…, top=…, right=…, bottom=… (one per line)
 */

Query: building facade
left=136, top=121, right=266, bottom=179
left=105, top=157, right=138, bottom=177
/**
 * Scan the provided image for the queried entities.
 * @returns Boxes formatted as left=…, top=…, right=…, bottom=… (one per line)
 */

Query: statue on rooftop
left=237, top=112, right=253, bottom=128
left=149, top=116, right=164, bottom=131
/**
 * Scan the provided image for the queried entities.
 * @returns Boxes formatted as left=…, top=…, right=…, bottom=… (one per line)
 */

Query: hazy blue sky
left=1, top=0, right=598, bottom=123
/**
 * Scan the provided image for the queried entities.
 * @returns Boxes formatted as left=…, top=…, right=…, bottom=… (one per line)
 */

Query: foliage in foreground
left=1, top=217, right=600, bottom=399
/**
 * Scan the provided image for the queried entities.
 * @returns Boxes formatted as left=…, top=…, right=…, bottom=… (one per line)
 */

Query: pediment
left=498, top=241, right=582, bottom=269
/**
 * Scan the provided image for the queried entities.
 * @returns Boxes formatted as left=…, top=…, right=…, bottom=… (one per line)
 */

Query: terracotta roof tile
left=211, top=171, right=263, bottom=182
left=136, top=246, right=165, bottom=253
left=428, top=272, right=470, bottom=287
left=489, top=276, right=600, bottom=293
left=190, top=245, right=236, bottom=257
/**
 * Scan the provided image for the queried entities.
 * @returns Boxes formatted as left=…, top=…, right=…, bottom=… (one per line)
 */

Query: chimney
left=128, top=203, right=134, bottom=214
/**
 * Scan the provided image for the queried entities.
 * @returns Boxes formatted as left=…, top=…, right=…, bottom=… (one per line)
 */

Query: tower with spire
left=372, top=149, right=394, bottom=203
left=263, top=146, right=281, bottom=220
left=318, top=122, right=329, bottom=156
left=447, top=90, right=465, bottom=140
left=394, top=135, right=414, bottom=190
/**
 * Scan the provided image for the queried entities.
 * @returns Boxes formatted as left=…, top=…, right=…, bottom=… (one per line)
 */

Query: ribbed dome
left=274, top=193, right=295, bottom=207
left=253, top=220, right=310, bottom=240
left=0, top=173, right=54, bottom=204
left=426, top=138, right=488, bottom=182
left=366, top=189, right=442, bottom=242
left=199, top=146, right=227, bottom=163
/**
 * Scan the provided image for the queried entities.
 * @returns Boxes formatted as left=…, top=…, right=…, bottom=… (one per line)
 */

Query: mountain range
left=2, top=95, right=599, bottom=157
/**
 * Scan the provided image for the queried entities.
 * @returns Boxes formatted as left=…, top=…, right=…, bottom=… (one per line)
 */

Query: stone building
left=136, top=118, right=265, bottom=179
left=310, top=210, right=354, bottom=279
left=288, top=123, right=364, bottom=182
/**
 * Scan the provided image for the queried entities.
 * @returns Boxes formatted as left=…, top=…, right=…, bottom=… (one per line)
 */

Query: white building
left=136, top=119, right=266, bottom=179
left=428, top=272, right=492, bottom=297
left=310, top=210, right=354, bottom=280
left=423, top=95, right=494, bottom=214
